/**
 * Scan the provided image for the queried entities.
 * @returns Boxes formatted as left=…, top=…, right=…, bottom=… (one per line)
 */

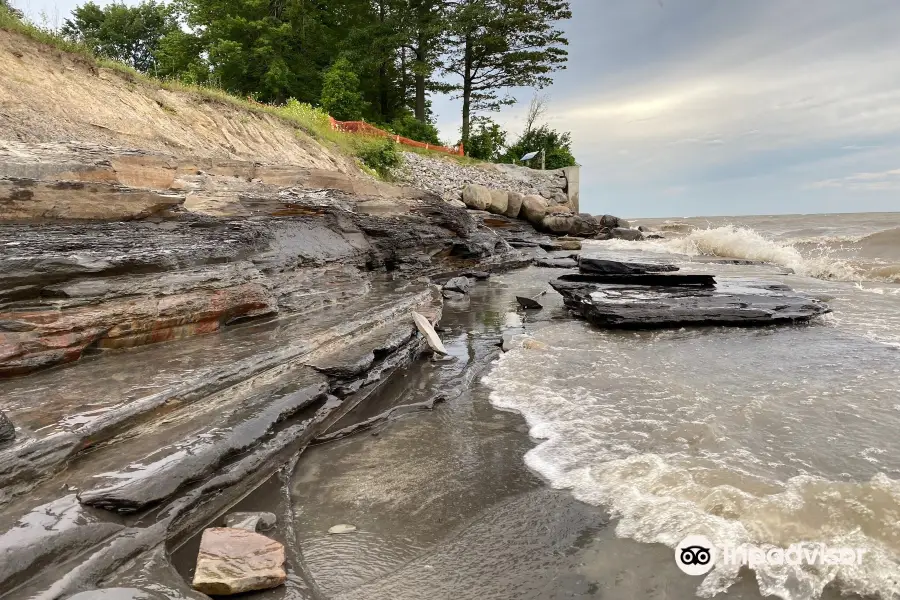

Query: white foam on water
left=598, top=225, right=900, bottom=283
left=484, top=325, right=900, bottom=600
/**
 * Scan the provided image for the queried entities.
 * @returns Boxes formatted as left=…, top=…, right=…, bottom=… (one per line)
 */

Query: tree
left=502, top=124, right=575, bottom=170
left=400, top=0, right=447, bottom=122
left=320, top=56, right=366, bottom=120
left=465, top=117, right=507, bottom=161
left=443, top=0, right=571, bottom=148
left=522, top=93, right=549, bottom=135
left=62, top=1, right=177, bottom=72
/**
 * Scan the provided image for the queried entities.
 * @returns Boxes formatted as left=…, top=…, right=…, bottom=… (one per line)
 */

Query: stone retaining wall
left=395, top=151, right=572, bottom=207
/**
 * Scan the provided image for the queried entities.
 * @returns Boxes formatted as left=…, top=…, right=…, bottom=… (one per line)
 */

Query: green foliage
left=465, top=118, right=507, bottom=161
left=155, top=29, right=207, bottom=84
left=320, top=57, right=366, bottom=121
left=61, top=1, right=176, bottom=72
left=0, top=0, right=23, bottom=19
left=443, top=0, right=571, bottom=145
left=502, top=124, right=576, bottom=170
left=355, top=137, right=402, bottom=177
left=280, top=98, right=332, bottom=131
left=389, top=113, right=440, bottom=145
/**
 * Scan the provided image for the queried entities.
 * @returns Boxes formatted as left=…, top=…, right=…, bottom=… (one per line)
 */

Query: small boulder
left=487, top=189, right=509, bottom=215
left=516, top=296, right=543, bottom=310
left=505, top=191, right=524, bottom=219
left=0, top=411, right=14, bottom=444
left=521, top=195, right=548, bottom=225
left=443, top=276, right=471, bottom=295
left=571, top=214, right=600, bottom=236
left=461, top=184, right=491, bottom=210
left=545, top=204, right=572, bottom=215
left=611, top=227, right=644, bottom=241
left=192, top=528, right=286, bottom=596
left=447, top=199, right=467, bottom=209
left=597, top=215, right=622, bottom=229
left=551, top=191, right=568, bottom=205
left=542, top=213, right=575, bottom=234
left=225, top=512, right=277, bottom=532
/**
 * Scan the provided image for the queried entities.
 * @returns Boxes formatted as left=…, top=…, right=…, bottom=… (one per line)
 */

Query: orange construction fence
left=329, top=117, right=464, bottom=156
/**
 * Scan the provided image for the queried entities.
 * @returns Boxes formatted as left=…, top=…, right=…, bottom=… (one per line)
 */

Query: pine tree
left=443, top=0, right=570, bottom=148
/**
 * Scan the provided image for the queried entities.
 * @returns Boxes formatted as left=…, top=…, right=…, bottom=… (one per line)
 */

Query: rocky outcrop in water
left=550, top=259, right=830, bottom=328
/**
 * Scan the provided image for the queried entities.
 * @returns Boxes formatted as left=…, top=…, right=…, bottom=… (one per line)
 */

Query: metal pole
left=541, top=149, right=545, bottom=170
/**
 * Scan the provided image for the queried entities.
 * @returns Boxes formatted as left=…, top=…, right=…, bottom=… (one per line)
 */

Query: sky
left=11, top=0, right=900, bottom=217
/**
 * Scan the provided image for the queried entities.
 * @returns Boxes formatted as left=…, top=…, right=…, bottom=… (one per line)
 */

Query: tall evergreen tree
left=443, top=0, right=570, bottom=148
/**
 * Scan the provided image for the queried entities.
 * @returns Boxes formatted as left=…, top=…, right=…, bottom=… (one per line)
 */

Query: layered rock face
left=0, top=141, right=521, bottom=378
left=0, top=135, right=542, bottom=599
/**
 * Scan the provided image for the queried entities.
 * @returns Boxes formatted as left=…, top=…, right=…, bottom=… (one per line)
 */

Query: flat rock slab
left=578, top=257, right=679, bottom=275
left=192, top=528, right=286, bottom=595
left=559, top=273, right=715, bottom=287
left=550, top=278, right=830, bottom=329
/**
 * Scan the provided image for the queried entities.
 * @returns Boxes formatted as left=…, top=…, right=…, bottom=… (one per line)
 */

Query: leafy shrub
left=389, top=114, right=441, bottom=145
left=356, top=138, right=402, bottom=178
left=319, top=57, right=365, bottom=121
left=466, top=118, right=507, bottom=161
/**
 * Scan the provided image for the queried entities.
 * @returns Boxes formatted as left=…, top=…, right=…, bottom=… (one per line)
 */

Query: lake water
left=485, top=212, right=900, bottom=600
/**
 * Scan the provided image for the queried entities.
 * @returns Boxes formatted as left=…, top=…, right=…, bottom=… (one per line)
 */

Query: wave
left=602, top=225, right=900, bottom=283
left=855, top=227, right=900, bottom=261
left=484, top=328, right=900, bottom=600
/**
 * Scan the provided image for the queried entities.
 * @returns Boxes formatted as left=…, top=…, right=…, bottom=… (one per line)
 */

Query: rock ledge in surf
left=550, top=279, right=830, bottom=329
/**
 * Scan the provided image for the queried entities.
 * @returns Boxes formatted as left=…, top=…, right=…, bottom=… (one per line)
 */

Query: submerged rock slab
left=550, top=279, right=830, bottom=329
left=192, top=528, right=286, bottom=595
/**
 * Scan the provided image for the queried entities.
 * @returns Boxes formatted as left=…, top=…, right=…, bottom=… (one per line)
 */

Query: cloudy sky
left=12, top=0, right=900, bottom=217
left=433, top=0, right=900, bottom=217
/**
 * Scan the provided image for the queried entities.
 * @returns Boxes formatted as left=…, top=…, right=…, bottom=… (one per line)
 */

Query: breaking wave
left=611, top=225, right=900, bottom=283
left=484, top=323, right=900, bottom=600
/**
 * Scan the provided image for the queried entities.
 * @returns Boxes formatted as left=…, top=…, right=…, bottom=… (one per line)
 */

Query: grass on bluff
left=0, top=6, right=426, bottom=179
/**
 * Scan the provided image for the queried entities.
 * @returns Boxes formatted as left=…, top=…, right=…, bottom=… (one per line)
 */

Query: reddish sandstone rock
left=0, top=284, right=276, bottom=377
left=192, top=528, right=286, bottom=595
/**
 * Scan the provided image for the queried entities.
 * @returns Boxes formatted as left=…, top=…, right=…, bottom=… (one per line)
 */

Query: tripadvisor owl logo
left=675, top=535, right=717, bottom=576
